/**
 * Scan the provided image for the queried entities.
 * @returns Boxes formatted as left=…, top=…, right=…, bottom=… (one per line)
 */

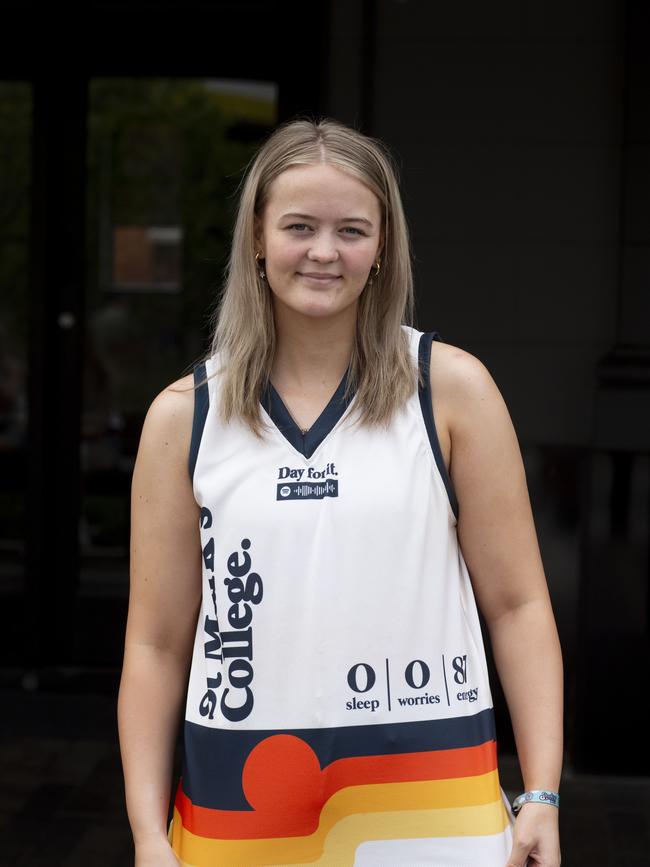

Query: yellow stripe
left=170, top=770, right=511, bottom=866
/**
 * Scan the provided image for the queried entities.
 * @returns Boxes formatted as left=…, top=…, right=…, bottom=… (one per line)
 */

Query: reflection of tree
left=0, top=78, right=275, bottom=551
left=86, top=78, right=274, bottom=414
left=81, top=79, right=276, bottom=549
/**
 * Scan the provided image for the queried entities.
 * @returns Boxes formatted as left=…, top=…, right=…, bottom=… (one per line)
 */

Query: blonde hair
left=195, top=115, right=423, bottom=439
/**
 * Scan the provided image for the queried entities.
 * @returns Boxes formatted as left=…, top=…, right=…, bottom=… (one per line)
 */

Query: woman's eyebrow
left=280, top=212, right=373, bottom=227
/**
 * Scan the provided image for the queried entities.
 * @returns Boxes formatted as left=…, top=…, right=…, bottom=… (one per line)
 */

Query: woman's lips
left=299, top=273, right=341, bottom=283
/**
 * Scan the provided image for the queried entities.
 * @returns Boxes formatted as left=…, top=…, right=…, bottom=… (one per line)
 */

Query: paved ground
left=1, top=683, right=649, bottom=866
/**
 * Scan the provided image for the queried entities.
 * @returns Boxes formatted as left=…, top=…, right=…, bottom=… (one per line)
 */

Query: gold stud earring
left=255, top=251, right=266, bottom=281
left=367, top=259, right=381, bottom=286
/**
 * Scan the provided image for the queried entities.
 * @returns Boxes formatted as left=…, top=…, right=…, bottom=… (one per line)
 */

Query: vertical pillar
left=25, top=75, right=87, bottom=668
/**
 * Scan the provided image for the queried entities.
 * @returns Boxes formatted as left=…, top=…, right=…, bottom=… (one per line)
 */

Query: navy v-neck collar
left=260, top=365, right=356, bottom=459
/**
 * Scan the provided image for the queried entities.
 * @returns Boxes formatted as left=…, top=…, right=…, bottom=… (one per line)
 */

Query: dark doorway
left=0, top=1, right=328, bottom=680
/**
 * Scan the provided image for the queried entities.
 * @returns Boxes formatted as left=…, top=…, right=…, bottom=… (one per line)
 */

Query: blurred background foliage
left=0, top=76, right=276, bottom=560
left=85, top=77, right=276, bottom=413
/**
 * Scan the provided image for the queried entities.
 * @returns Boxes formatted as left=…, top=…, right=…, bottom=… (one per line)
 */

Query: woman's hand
left=506, top=803, right=561, bottom=867
left=135, top=835, right=180, bottom=866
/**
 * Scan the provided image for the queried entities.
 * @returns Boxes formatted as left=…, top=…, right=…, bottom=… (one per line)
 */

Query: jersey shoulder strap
left=188, top=361, right=210, bottom=483
left=417, top=330, right=459, bottom=520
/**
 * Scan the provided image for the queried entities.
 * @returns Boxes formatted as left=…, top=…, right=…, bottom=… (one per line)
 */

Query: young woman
left=118, top=117, right=563, bottom=867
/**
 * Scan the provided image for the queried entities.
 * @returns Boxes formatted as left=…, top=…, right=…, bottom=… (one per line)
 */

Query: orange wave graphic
left=176, top=734, right=497, bottom=839
left=170, top=769, right=510, bottom=865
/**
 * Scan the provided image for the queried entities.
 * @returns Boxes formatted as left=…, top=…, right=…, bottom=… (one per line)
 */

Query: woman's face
left=255, top=163, right=384, bottom=321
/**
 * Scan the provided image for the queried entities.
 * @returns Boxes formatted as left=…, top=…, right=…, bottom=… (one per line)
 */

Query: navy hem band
left=418, top=331, right=460, bottom=521
left=181, top=708, right=495, bottom=810
left=188, top=362, right=209, bottom=483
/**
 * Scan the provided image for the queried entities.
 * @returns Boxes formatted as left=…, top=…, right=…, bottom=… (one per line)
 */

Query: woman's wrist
left=522, top=771, right=561, bottom=791
left=134, top=828, right=170, bottom=847
left=512, top=789, right=560, bottom=815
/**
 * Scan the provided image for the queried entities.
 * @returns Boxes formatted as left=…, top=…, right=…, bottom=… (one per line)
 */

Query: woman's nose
left=307, top=232, right=339, bottom=261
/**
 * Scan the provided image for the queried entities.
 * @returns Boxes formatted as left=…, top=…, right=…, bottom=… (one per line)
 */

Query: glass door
left=0, top=81, right=31, bottom=668
left=78, top=77, right=277, bottom=663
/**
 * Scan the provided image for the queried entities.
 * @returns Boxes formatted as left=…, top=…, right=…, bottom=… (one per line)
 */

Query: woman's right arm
left=117, top=374, right=202, bottom=865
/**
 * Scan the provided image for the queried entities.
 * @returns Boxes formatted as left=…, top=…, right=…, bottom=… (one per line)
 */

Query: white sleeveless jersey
left=169, top=324, right=515, bottom=866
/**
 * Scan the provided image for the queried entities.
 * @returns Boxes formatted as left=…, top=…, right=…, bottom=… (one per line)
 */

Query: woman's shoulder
left=148, top=371, right=196, bottom=419
left=138, top=372, right=197, bottom=463
left=428, top=335, right=505, bottom=437
left=428, top=336, right=492, bottom=386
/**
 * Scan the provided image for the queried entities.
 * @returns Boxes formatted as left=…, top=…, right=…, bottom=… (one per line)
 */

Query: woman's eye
left=286, top=224, right=363, bottom=236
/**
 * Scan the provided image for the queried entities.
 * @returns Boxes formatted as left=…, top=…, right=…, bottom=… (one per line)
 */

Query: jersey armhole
left=188, top=361, right=210, bottom=483
left=417, top=331, right=460, bottom=521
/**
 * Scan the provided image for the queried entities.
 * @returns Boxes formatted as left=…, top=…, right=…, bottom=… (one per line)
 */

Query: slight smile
left=298, top=273, right=341, bottom=283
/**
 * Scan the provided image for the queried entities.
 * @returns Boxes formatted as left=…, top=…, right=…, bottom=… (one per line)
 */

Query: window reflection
left=0, top=81, right=31, bottom=596
left=113, top=225, right=183, bottom=292
left=81, top=78, right=277, bottom=592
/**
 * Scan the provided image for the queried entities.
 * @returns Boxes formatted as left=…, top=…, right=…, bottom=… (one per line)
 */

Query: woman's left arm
left=439, top=346, right=563, bottom=867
